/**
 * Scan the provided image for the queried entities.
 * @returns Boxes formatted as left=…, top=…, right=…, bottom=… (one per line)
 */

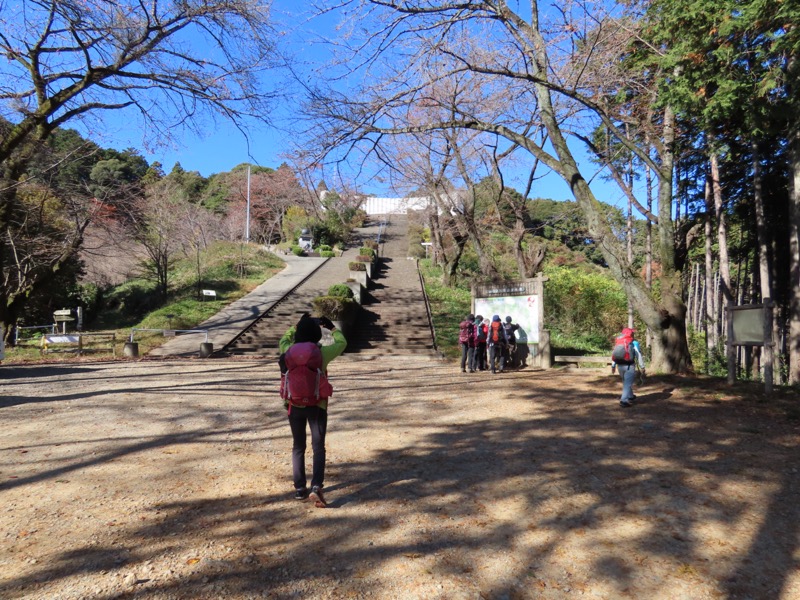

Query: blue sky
left=96, top=1, right=625, bottom=206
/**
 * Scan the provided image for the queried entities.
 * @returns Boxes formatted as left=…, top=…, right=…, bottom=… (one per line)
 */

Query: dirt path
left=1, top=357, right=799, bottom=599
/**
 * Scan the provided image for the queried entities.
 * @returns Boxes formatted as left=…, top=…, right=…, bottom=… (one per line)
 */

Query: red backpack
left=490, top=321, right=505, bottom=344
left=280, top=342, right=333, bottom=406
left=459, top=320, right=474, bottom=344
left=611, top=329, right=634, bottom=363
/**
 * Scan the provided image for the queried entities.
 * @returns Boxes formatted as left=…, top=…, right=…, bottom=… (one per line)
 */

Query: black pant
left=288, top=405, right=327, bottom=490
left=474, top=342, right=487, bottom=370
left=460, top=343, right=474, bottom=371
left=488, top=343, right=506, bottom=372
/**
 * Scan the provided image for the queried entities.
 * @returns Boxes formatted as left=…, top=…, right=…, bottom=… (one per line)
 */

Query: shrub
left=359, top=247, right=376, bottom=257
left=312, top=296, right=358, bottom=320
left=327, top=284, right=354, bottom=299
left=363, top=240, right=379, bottom=250
left=318, top=244, right=332, bottom=252
left=320, top=250, right=336, bottom=258
left=349, top=262, right=366, bottom=271
left=291, top=246, right=304, bottom=256
left=355, top=254, right=372, bottom=262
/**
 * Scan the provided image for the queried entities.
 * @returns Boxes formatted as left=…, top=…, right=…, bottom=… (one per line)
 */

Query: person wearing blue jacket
left=611, top=327, right=646, bottom=407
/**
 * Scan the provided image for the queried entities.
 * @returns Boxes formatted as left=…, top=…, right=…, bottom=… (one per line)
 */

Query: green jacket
left=279, top=326, right=347, bottom=410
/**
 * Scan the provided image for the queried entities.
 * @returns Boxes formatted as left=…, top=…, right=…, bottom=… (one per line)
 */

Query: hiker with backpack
left=279, top=313, right=347, bottom=507
left=487, top=314, right=509, bottom=374
left=502, top=316, right=520, bottom=369
left=611, top=327, right=646, bottom=407
left=459, top=313, right=476, bottom=373
left=473, top=315, right=488, bottom=371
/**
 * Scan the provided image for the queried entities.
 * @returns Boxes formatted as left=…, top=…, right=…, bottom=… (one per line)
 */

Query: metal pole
left=245, top=165, right=251, bottom=243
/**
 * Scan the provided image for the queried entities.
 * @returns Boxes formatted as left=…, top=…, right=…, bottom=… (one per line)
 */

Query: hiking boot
left=461, top=368, right=466, bottom=373
left=310, top=486, right=327, bottom=508
left=294, top=488, right=309, bottom=500
left=620, top=399, right=632, bottom=408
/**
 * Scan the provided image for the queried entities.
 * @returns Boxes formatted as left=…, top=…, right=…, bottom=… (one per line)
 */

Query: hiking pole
left=636, top=363, right=646, bottom=387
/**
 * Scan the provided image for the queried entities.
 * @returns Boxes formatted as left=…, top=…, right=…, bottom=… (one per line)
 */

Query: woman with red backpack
left=459, top=313, right=476, bottom=373
left=487, top=314, right=509, bottom=374
left=473, top=315, right=488, bottom=371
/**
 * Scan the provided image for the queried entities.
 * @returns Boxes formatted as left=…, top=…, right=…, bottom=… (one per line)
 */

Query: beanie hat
left=467, top=313, right=475, bottom=322
left=505, top=316, right=512, bottom=323
left=492, top=314, right=501, bottom=322
left=295, top=315, right=322, bottom=344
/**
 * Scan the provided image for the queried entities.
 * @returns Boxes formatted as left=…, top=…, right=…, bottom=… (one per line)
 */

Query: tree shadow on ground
left=1, top=365, right=798, bottom=599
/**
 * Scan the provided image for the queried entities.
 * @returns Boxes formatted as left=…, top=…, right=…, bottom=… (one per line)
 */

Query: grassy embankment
left=6, top=242, right=284, bottom=363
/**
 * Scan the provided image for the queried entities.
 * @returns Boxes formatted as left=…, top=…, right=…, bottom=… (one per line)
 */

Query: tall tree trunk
left=626, top=195, right=634, bottom=328
left=789, top=128, right=800, bottom=384
left=710, top=151, right=733, bottom=305
left=704, top=177, right=719, bottom=354
left=752, top=140, right=775, bottom=385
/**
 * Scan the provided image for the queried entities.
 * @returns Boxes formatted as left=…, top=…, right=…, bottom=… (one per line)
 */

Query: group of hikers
left=459, top=313, right=646, bottom=406
left=458, top=313, right=526, bottom=374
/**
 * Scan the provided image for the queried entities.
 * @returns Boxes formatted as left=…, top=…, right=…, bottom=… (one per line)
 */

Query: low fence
left=41, top=332, right=116, bottom=356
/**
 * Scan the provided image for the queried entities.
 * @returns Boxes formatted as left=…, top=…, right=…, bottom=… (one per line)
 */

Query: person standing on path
left=473, top=315, right=488, bottom=371
left=502, top=315, right=520, bottom=369
left=487, top=314, right=509, bottom=374
left=279, top=313, right=347, bottom=507
left=611, top=327, right=646, bottom=407
left=459, top=313, right=476, bottom=373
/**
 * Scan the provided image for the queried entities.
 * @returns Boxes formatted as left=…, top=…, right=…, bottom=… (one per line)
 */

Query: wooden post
left=726, top=302, right=736, bottom=385
left=764, top=300, right=774, bottom=394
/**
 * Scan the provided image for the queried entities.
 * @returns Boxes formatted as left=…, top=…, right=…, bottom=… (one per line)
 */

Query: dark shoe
left=620, top=400, right=632, bottom=408
left=461, top=368, right=466, bottom=373
left=310, top=486, right=327, bottom=508
left=469, top=369, right=475, bottom=373
left=294, top=488, right=309, bottom=500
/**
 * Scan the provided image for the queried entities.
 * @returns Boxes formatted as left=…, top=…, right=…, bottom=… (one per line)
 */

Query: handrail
left=129, top=328, right=209, bottom=343
left=415, top=259, right=440, bottom=354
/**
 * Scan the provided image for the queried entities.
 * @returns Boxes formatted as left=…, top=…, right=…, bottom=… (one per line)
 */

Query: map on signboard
left=474, top=295, right=539, bottom=344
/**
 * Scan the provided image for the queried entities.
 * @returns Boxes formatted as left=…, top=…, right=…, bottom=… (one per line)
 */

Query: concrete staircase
left=223, top=215, right=435, bottom=357
left=345, top=215, right=436, bottom=356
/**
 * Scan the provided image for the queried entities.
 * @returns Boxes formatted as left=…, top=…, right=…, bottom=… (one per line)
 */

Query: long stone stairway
left=223, top=215, right=435, bottom=357
left=345, top=214, right=436, bottom=356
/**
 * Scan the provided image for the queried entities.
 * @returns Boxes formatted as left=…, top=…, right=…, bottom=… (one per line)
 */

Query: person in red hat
left=611, top=327, right=646, bottom=407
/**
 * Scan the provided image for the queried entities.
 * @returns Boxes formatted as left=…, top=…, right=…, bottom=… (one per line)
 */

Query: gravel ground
left=1, top=355, right=799, bottom=599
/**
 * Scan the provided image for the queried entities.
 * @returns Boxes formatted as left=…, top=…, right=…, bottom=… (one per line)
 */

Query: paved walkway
left=148, top=217, right=389, bottom=357
left=148, top=254, right=327, bottom=357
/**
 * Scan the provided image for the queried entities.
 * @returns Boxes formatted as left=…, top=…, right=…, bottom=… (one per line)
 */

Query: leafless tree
left=0, top=0, right=280, bottom=328
left=303, top=0, right=691, bottom=372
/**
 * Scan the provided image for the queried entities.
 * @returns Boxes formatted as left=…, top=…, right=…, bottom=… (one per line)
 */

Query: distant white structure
left=361, top=196, right=430, bottom=215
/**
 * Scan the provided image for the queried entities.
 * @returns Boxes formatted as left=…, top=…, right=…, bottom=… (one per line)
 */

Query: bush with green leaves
left=320, top=250, right=336, bottom=258
left=543, top=266, right=628, bottom=349
left=348, top=261, right=366, bottom=271
left=291, top=245, right=304, bottom=256
left=312, top=296, right=358, bottom=320
left=359, top=247, right=376, bottom=258
left=327, top=284, right=354, bottom=299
